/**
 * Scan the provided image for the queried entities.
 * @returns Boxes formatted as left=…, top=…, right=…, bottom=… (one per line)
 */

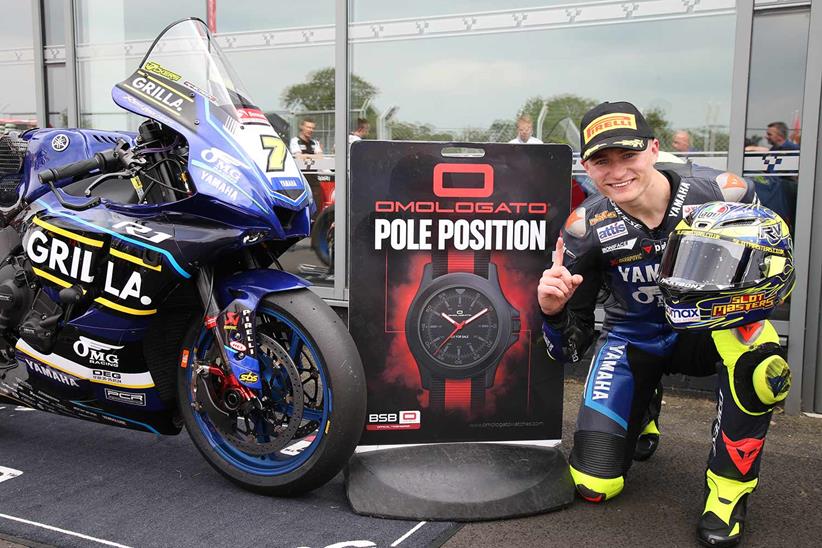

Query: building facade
left=1, top=0, right=821, bottom=412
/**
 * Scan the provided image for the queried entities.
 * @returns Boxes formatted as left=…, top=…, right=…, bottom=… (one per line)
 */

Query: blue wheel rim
left=186, top=305, right=331, bottom=476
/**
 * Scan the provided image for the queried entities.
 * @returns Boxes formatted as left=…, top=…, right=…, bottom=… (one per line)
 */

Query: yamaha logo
left=51, top=134, right=70, bottom=152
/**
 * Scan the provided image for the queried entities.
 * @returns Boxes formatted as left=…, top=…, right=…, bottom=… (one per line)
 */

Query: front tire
left=178, top=289, right=366, bottom=495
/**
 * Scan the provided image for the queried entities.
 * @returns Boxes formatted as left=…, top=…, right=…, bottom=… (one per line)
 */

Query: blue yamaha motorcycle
left=0, top=18, right=366, bottom=495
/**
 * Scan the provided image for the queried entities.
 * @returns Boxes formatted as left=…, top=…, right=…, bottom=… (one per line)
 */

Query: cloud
left=402, top=59, right=530, bottom=96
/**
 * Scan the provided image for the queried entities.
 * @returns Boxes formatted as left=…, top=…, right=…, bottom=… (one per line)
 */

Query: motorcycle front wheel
left=177, top=289, right=366, bottom=495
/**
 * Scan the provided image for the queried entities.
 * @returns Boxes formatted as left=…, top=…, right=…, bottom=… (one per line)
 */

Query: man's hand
left=538, top=237, right=584, bottom=316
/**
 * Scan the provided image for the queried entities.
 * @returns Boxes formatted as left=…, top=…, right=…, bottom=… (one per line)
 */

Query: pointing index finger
left=553, top=236, right=565, bottom=269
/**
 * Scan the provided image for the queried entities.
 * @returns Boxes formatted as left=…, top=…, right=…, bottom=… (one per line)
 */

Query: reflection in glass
left=349, top=2, right=736, bottom=161
left=44, top=0, right=66, bottom=46
left=46, top=64, right=68, bottom=128
left=0, top=2, right=36, bottom=133
left=73, top=3, right=337, bottom=287
left=743, top=7, right=810, bottom=320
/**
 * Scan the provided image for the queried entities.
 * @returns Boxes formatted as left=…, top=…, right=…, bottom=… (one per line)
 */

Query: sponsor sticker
left=365, top=410, right=422, bottom=431
left=667, top=306, right=701, bottom=324
left=583, top=113, right=637, bottom=143
left=596, top=220, right=628, bottom=243
left=105, top=388, right=146, bottom=406
left=143, top=61, right=181, bottom=82
left=602, top=238, right=637, bottom=254
left=588, top=210, right=618, bottom=226
left=239, top=371, right=258, bottom=383
left=237, top=108, right=269, bottom=125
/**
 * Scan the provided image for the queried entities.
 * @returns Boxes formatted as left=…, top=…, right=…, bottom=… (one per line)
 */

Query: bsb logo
left=366, top=410, right=422, bottom=431
left=596, top=220, right=628, bottom=243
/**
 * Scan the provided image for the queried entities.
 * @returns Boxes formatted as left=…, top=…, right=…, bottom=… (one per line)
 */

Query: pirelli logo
left=584, top=113, right=637, bottom=143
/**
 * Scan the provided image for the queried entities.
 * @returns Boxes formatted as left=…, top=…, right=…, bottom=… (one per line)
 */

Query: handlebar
left=38, top=149, right=120, bottom=185
left=36, top=141, right=135, bottom=211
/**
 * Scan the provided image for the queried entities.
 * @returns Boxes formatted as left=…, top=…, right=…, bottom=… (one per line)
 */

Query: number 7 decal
left=261, top=135, right=287, bottom=172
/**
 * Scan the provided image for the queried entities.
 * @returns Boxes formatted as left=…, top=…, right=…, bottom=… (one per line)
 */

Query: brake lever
left=83, top=170, right=132, bottom=197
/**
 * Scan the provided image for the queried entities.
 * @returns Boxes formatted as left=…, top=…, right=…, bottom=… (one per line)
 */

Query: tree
left=281, top=68, right=378, bottom=113
left=507, top=94, right=599, bottom=146
left=388, top=121, right=455, bottom=141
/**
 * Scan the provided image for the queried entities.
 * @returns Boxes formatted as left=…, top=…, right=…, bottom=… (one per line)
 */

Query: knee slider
left=734, top=342, right=791, bottom=413
left=570, top=465, right=624, bottom=502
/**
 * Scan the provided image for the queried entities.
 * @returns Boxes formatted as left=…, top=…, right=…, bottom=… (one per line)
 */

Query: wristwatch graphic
left=405, top=249, right=521, bottom=416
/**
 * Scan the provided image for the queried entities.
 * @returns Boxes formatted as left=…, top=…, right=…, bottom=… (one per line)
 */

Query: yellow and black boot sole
left=697, top=470, right=757, bottom=547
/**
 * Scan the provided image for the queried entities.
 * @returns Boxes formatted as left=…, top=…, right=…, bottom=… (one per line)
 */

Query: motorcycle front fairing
left=111, top=18, right=315, bottom=241
left=110, top=19, right=316, bottom=394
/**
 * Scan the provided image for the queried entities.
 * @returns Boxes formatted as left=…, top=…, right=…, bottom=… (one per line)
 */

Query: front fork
left=195, top=267, right=264, bottom=406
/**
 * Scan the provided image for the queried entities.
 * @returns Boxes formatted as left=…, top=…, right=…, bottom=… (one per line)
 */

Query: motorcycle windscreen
left=659, top=233, right=768, bottom=290
left=111, top=18, right=307, bottom=210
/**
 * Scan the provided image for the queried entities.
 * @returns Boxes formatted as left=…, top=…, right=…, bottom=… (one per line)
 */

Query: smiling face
left=582, top=139, right=661, bottom=206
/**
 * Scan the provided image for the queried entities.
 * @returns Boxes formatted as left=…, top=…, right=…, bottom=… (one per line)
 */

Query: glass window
left=349, top=0, right=736, bottom=197
left=0, top=2, right=37, bottom=133
left=214, top=2, right=337, bottom=288
left=74, top=0, right=337, bottom=288
left=349, top=0, right=737, bottom=175
left=75, top=1, right=206, bottom=130
left=46, top=64, right=67, bottom=128
left=743, top=6, right=810, bottom=321
left=44, top=0, right=66, bottom=46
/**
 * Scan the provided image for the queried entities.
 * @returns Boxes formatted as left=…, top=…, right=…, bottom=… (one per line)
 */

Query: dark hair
left=301, top=117, right=316, bottom=126
left=356, top=118, right=369, bottom=131
left=767, top=121, right=788, bottom=138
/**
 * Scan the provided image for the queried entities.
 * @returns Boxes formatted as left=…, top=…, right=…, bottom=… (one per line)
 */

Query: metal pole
left=32, top=0, right=47, bottom=128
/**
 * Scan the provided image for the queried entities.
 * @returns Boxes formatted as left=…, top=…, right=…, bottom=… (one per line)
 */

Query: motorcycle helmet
left=658, top=201, right=794, bottom=331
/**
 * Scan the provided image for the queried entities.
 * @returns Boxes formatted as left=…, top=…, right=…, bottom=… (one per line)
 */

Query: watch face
left=418, top=286, right=500, bottom=368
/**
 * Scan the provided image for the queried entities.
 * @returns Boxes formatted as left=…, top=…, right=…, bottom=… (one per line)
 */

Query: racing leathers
left=542, top=162, right=791, bottom=537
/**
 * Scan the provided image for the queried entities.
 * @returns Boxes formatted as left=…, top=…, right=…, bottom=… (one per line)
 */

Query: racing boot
left=697, top=470, right=757, bottom=547
left=634, top=382, right=663, bottom=461
left=633, top=418, right=660, bottom=461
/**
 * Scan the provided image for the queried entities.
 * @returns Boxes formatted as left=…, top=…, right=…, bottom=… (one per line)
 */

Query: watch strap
left=428, top=376, right=486, bottom=416
left=432, top=249, right=490, bottom=278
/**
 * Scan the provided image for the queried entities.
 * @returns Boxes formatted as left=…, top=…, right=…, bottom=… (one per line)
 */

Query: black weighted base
left=345, top=443, right=575, bottom=521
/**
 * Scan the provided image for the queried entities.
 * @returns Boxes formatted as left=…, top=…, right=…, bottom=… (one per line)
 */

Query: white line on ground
left=0, top=467, right=23, bottom=484
left=391, top=521, right=427, bottom=546
left=0, top=513, right=132, bottom=548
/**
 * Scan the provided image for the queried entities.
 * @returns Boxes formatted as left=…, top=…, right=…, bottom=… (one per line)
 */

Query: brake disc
left=198, top=332, right=305, bottom=456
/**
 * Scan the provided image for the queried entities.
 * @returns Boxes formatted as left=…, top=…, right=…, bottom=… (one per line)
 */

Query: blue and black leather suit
left=542, top=162, right=785, bottom=501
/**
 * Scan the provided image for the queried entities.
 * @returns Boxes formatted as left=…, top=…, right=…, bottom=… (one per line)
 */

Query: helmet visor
left=660, top=233, right=768, bottom=289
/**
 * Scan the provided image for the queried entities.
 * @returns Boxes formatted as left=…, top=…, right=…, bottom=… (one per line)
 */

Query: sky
left=0, top=0, right=811, bottom=138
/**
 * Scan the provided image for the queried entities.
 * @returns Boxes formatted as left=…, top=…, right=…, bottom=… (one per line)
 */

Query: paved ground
left=2, top=376, right=821, bottom=547
left=0, top=405, right=456, bottom=548
left=446, top=378, right=822, bottom=547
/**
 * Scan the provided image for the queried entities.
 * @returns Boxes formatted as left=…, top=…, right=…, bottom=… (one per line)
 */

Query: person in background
left=672, top=130, right=693, bottom=153
left=349, top=118, right=370, bottom=144
left=745, top=121, right=799, bottom=228
left=290, top=118, right=323, bottom=158
left=508, top=115, right=543, bottom=144
left=765, top=121, right=799, bottom=151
